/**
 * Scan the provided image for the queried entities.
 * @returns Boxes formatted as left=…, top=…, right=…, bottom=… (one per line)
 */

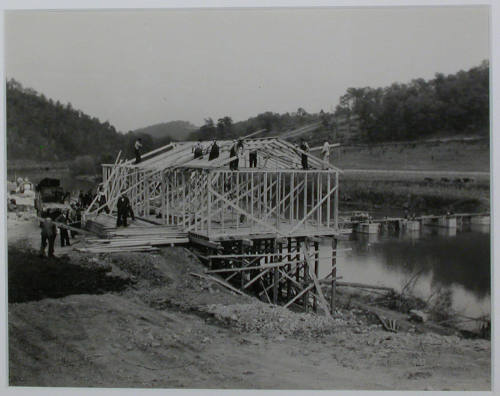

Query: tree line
left=335, top=60, right=489, bottom=142
left=6, top=79, right=166, bottom=165
left=6, top=60, right=489, bottom=166
left=188, top=61, right=489, bottom=144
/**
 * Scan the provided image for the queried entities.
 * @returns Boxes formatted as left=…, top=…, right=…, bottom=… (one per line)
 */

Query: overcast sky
left=4, top=6, right=489, bottom=132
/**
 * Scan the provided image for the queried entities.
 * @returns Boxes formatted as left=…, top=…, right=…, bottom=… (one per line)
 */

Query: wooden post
left=251, top=172, right=254, bottom=230
left=273, top=239, right=279, bottom=304
left=317, top=173, right=321, bottom=230
left=161, top=171, right=166, bottom=224
left=327, top=172, right=331, bottom=228
left=304, top=173, right=307, bottom=225
left=145, top=175, right=150, bottom=218
left=310, top=173, right=314, bottom=230
left=276, top=172, right=281, bottom=230
left=295, top=238, right=300, bottom=283
left=207, top=172, right=212, bottom=235
left=287, top=237, right=292, bottom=300
left=334, top=172, right=339, bottom=230
left=303, top=241, right=309, bottom=312
left=290, top=172, right=294, bottom=223
left=236, top=172, right=240, bottom=229
left=313, top=240, right=319, bottom=313
left=264, top=172, right=268, bottom=222
left=331, top=237, right=337, bottom=314
left=182, top=172, right=186, bottom=227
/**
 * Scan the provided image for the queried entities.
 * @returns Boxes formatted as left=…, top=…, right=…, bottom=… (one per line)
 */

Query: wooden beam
left=189, top=272, right=245, bottom=296
left=301, top=242, right=332, bottom=318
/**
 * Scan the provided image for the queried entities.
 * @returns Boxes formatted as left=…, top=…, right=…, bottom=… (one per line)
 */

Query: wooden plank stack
left=80, top=214, right=188, bottom=253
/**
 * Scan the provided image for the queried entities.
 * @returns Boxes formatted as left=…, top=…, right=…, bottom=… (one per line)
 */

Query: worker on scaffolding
left=229, top=140, right=238, bottom=170
left=299, top=138, right=310, bottom=170
left=208, top=139, right=219, bottom=161
left=321, top=141, right=330, bottom=163
left=135, top=138, right=143, bottom=164
left=249, top=145, right=257, bottom=168
left=116, top=191, right=132, bottom=227
left=193, top=139, right=204, bottom=159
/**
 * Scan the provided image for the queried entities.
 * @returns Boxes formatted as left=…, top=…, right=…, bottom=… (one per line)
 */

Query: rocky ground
left=7, top=214, right=491, bottom=390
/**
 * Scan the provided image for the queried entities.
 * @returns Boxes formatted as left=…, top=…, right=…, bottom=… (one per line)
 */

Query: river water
left=319, top=224, right=491, bottom=320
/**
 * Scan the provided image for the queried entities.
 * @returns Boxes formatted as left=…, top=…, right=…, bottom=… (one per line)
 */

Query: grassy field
left=333, top=139, right=490, bottom=172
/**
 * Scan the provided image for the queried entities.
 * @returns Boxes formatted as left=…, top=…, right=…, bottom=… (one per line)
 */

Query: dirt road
left=8, top=218, right=491, bottom=390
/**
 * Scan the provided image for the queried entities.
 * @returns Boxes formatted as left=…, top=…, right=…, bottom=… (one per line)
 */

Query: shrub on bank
left=70, top=155, right=97, bottom=176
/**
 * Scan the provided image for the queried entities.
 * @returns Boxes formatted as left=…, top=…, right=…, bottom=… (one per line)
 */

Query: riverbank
left=339, top=169, right=490, bottom=214
left=7, top=215, right=490, bottom=390
left=333, top=138, right=490, bottom=214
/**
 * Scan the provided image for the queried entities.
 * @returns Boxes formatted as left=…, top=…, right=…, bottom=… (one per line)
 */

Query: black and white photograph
left=2, top=2, right=494, bottom=392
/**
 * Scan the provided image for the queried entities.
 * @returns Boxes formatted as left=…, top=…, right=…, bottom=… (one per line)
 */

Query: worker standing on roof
left=193, top=139, right=204, bottom=159
left=208, top=139, right=219, bottom=161
left=135, top=138, right=143, bottom=164
left=321, top=141, right=330, bottom=168
left=229, top=140, right=238, bottom=170
left=300, top=138, right=310, bottom=170
left=249, top=140, right=257, bottom=168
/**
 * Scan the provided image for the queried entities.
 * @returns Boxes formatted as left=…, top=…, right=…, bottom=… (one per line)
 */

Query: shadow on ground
left=8, top=247, right=131, bottom=303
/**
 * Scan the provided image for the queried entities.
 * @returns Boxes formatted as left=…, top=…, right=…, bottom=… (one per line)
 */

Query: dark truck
left=35, top=178, right=70, bottom=219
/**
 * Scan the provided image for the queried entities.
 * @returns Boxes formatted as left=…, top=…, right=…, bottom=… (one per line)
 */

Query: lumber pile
left=80, top=214, right=189, bottom=253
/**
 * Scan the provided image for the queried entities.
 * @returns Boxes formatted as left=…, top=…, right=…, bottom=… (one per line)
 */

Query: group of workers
left=135, top=134, right=333, bottom=171
left=191, top=137, right=332, bottom=171
left=39, top=207, right=81, bottom=258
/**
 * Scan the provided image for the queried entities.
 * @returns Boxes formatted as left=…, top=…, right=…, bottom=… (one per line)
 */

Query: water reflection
left=320, top=225, right=491, bottom=318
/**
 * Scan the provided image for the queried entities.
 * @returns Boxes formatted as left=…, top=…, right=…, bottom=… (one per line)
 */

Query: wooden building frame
left=85, top=136, right=343, bottom=314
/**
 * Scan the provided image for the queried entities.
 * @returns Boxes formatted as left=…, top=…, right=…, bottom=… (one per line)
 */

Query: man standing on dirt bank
left=116, top=192, right=132, bottom=227
left=56, top=210, right=71, bottom=247
left=40, top=217, right=57, bottom=258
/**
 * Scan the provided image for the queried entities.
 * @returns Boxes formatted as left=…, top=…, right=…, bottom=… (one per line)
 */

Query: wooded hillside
left=6, top=60, right=489, bottom=165
left=6, top=79, right=165, bottom=164
left=188, top=61, right=489, bottom=145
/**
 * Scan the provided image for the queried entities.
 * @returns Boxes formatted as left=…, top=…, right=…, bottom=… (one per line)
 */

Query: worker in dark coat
left=249, top=148, right=257, bottom=168
left=69, top=204, right=81, bottom=238
left=56, top=210, right=71, bottom=247
left=299, top=138, right=310, bottom=170
left=97, top=186, right=109, bottom=214
left=193, top=140, right=204, bottom=159
left=40, top=217, right=57, bottom=258
left=116, top=192, right=132, bottom=227
left=208, top=139, right=219, bottom=161
left=230, top=140, right=243, bottom=170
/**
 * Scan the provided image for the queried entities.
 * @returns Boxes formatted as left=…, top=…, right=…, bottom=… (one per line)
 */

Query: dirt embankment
left=8, top=220, right=491, bottom=390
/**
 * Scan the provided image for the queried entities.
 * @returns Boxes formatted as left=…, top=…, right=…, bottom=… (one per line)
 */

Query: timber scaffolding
left=84, top=134, right=345, bottom=313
